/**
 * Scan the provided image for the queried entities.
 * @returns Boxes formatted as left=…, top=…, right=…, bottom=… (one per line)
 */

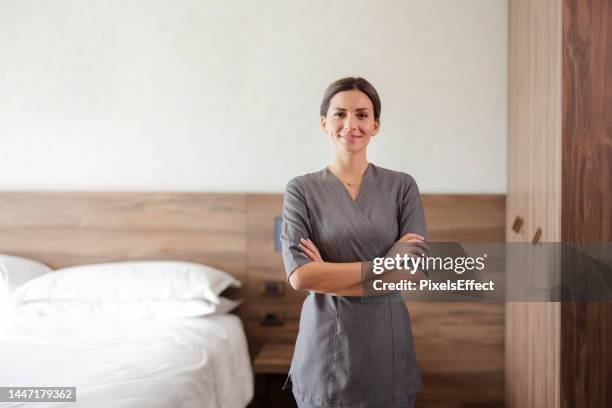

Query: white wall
left=0, top=0, right=507, bottom=193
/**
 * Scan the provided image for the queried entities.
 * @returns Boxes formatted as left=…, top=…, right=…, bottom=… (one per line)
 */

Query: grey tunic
left=280, top=163, right=427, bottom=408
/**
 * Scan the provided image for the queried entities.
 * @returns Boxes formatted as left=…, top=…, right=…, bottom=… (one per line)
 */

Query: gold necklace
left=329, top=164, right=366, bottom=187
left=342, top=179, right=361, bottom=187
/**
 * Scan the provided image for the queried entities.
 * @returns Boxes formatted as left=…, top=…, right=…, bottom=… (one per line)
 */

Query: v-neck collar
left=316, top=163, right=380, bottom=256
left=324, top=162, right=373, bottom=206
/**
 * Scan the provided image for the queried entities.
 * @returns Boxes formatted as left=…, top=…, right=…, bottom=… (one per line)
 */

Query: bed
left=0, top=314, right=253, bottom=408
left=0, top=254, right=254, bottom=408
left=0, top=192, right=255, bottom=407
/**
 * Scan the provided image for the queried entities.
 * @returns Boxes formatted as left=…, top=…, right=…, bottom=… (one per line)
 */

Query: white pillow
left=0, top=254, right=52, bottom=294
left=17, top=297, right=242, bottom=319
left=14, top=261, right=241, bottom=305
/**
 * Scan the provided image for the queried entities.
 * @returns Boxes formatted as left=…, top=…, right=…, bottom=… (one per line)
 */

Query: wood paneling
left=561, top=1, right=612, bottom=407
left=420, top=195, right=506, bottom=406
left=246, top=194, right=307, bottom=354
left=409, top=301, right=505, bottom=407
left=507, top=0, right=563, bottom=407
left=508, top=0, right=611, bottom=406
left=562, top=0, right=611, bottom=244
left=0, top=191, right=506, bottom=406
left=423, top=194, right=505, bottom=242
left=507, top=0, right=562, bottom=244
left=0, top=192, right=248, bottom=281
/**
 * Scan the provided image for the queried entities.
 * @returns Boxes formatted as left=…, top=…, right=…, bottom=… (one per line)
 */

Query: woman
left=280, top=77, right=428, bottom=408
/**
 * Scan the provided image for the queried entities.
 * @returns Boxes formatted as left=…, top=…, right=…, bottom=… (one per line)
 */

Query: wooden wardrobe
left=506, top=0, right=611, bottom=407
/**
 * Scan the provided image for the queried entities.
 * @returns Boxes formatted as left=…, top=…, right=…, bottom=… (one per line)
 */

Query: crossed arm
left=288, top=233, right=427, bottom=296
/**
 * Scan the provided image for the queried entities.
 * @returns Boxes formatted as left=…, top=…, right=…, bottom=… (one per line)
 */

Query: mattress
left=0, top=314, right=253, bottom=408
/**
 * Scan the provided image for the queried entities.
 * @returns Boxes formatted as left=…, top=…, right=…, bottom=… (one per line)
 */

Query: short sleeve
left=280, top=178, right=314, bottom=280
left=398, top=175, right=428, bottom=240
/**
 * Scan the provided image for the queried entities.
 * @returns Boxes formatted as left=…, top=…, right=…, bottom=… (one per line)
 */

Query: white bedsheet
left=0, top=314, right=253, bottom=408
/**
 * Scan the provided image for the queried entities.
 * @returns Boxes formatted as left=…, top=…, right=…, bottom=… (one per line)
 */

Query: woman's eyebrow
left=331, top=107, right=371, bottom=112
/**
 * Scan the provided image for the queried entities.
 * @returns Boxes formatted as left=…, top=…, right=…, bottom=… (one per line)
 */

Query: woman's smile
left=340, top=134, right=362, bottom=143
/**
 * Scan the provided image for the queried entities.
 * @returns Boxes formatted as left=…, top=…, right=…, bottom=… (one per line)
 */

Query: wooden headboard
left=0, top=192, right=247, bottom=280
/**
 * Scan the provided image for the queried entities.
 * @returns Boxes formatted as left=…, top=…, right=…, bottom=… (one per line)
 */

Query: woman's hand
left=398, top=233, right=424, bottom=243
left=299, top=238, right=324, bottom=262
left=395, top=232, right=429, bottom=258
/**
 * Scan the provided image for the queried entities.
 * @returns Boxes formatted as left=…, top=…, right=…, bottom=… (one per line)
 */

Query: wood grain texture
left=507, top=0, right=563, bottom=407
left=422, top=195, right=505, bottom=242
left=508, top=0, right=611, bottom=406
left=562, top=0, right=611, bottom=244
left=246, top=194, right=308, bottom=355
left=409, top=301, right=505, bottom=407
left=418, top=194, right=506, bottom=406
left=561, top=1, right=612, bottom=407
left=0, top=191, right=248, bottom=280
left=507, top=0, right=562, bottom=245
left=253, top=343, right=294, bottom=374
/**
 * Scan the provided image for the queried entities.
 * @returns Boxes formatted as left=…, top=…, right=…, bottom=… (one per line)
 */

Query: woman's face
left=321, top=90, right=379, bottom=155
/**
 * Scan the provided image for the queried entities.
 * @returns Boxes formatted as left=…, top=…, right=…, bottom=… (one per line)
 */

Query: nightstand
left=253, top=343, right=294, bottom=374
left=251, top=343, right=295, bottom=407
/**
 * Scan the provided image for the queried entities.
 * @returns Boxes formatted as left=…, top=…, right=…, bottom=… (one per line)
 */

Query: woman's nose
left=342, top=115, right=358, bottom=130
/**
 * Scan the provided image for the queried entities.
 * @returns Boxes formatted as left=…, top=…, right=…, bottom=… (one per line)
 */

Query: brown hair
left=320, top=77, right=381, bottom=121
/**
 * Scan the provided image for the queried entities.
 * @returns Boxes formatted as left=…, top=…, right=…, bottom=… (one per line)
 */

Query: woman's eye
left=334, top=112, right=344, bottom=117
left=358, top=113, right=368, bottom=119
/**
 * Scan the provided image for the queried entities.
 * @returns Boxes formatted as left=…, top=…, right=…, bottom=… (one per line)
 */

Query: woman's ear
left=372, top=120, right=380, bottom=137
left=320, top=116, right=327, bottom=132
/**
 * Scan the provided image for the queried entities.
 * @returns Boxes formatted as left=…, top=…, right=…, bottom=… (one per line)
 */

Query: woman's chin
left=334, top=140, right=367, bottom=154
left=335, top=146, right=361, bottom=155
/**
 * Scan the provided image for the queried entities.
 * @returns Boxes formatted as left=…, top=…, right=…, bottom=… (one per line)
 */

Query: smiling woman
left=320, top=78, right=381, bottom=166
left=280, top=77, right=427, bottom=408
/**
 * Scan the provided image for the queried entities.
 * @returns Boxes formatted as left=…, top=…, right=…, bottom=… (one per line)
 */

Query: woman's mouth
left=340, top=134, right=362, bottom=143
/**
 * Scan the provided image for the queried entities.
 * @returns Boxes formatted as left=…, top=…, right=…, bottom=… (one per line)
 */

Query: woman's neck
left=330, top=152, right=369, bottom=182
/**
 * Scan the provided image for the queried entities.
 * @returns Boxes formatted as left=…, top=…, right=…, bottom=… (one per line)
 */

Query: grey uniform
left=280, top=163, right=427, bottom=408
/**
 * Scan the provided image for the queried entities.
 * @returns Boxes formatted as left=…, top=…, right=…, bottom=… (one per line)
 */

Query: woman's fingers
left=299, top=238, right=323, bottom=262
left=399, top=233, right=425, bottom=242
left=300, top=238, right=319, bottom=253
left=300, top=238, right=314, bottom=252
left=299, top=243, right=317, bottom=261
left=307, top=239, right=322, bottom=258
left=393, top=240, right=430, bottom=257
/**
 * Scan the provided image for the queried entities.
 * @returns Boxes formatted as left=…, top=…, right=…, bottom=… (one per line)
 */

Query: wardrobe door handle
left=532, top=228, right=542, bottom=245
left=512, top=216, right=524, bottom=233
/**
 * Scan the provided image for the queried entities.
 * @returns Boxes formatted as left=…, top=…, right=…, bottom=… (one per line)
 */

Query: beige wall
left=0, top=0, right=507, bottom=193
